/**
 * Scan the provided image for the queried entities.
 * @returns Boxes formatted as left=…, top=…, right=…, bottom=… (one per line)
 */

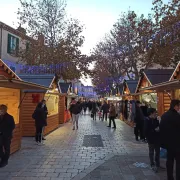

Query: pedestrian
left=160, top=99, right=180, bottom=180
left=0, top=105, right=15, bottom=168
left=107, top=103, right=116, bottom=129
left=83, top=100, right=87, bottom=114
left=40, top=100, right=48, bottom=140
left=144, top=108, right=161, bottom=172
left=33, top=100, right=48, bottom=145
left=70, top=101, right=81, bottom=130
left=91, top=101, right=98, bottom=120
left=101, top=101, right=109, bottom=121
left=69, top=98, right=76, bottom=121
left=134, top=101, right=144, bottom=141
left=87, top=100, right=92, bottom=114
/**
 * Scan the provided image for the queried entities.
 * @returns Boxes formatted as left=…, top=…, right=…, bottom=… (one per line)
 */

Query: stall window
left=0, top=88, right=20, bottom=124
left=141, top=93, right=157, bottom=109
left=44, top=94, right=59, bottom=116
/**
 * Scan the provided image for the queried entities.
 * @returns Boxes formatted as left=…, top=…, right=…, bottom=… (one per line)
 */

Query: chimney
left=17, top=25, right=26, bottom=34
left=38, top=33, right=44, bottom=46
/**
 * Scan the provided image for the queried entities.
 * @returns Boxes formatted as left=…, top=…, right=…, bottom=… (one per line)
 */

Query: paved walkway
left=0, top=114, right=167, bottom=180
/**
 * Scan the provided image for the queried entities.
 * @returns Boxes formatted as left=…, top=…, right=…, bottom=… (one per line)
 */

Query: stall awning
left=140, top=80, right=180, bottom=92
left=0, top=79, right=49, bottom=90
left=122, top=91, right=156, bottom=97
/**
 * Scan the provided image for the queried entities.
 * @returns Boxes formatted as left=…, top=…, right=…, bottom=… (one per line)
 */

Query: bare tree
left=17, top=0, right=90, bottom=79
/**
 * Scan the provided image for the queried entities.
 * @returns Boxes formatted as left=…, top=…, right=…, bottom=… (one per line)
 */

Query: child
left=144, top=108, right=160, bottom=172
left=98, top=110, right=102, bottom=120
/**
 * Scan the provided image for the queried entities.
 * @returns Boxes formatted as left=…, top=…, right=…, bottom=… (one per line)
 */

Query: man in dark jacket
left=0, top=104, right=15, bottom=168
left=144, top=108, right=160, bottom=172
left=134, top=101, right=144, bottom=141
left=101, top=101, right=109, bottom=121
left=160, top=99, right=180, bottom=180
left=71, top=101, right=81, bottom=130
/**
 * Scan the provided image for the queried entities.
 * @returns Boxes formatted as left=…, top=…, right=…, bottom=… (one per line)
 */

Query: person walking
left=83, top=100, right=87, bottom=115
left=101, top=101, right=109, bottom=121
left=33, top=101, right=48, bottom=145
left=134, top=101, right=144, bottom=141
left=87, top=100, right=92, bottom=114
left=107, top=103, right=116, bottom=129
left=160, top=99, right=180, bottom=180
left=40, top=100, right=48, bottom=140
left=91, top=101, right=98, bottom=120
left=144, top=108, right=161, bottom=172
left=71, top=101, right=81, bottom=130
left=0, top=105, right=15, bottom=168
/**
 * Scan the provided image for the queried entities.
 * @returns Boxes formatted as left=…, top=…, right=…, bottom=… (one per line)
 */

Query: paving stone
left=46, top=172, right=59, bottom=178
left=0, top=114, right=167, bottom=180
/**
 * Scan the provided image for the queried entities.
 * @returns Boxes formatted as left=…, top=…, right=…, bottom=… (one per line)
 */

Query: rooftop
left=18, top=74, right=55, bottom=88
left=144, top=69, right=174, bottom=85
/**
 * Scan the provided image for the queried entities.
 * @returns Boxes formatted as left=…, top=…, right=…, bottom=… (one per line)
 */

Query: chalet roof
left=18, top=74, right=55, bottom=88
left=59, top=82, right=71, bottom=94
left=125, top=80, right=138, bottom=94
left=0, top=21, right=35, bottom=42
left=118, top=85, right=123, bottom=95
left=169, top=61, right=180, bottom=80
left=144, top=69, right=174, bottom=85
left=0, top=59, right=21, bottom=80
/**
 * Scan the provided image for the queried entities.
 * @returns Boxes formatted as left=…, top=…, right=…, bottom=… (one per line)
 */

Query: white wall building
left=0, top=21, right=41, bottom=73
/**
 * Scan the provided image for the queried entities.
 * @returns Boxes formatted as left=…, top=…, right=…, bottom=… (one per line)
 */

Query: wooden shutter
left=16, top=38, right=19, bottom=56
left=7, top=34, right=11, bottom=54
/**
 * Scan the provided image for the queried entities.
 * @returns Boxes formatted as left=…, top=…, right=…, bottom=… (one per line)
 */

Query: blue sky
left=0, top=0, right=170, bottom=85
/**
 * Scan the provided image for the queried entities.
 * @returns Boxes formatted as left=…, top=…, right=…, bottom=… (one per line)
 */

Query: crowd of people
left=0, top=98, right=179, bottom=180
left=133, top=99, right=180, bottom=180
left=69, top=99, right=118, bottom=129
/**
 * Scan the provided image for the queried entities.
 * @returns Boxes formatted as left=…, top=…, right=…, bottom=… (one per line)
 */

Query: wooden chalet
left=122, top=80, right=139, bottom=100
left=141, top=62, right=180, bottom=114
left=18, top=74, right=61, bottom=136
left=59, top=82, right=74, bottom=123
left=135, top=69, right=174, bottom=115
left=0, top=59, right=48, bottom=153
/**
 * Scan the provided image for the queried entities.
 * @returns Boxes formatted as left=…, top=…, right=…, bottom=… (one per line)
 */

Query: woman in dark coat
left=34, top=100, right=48, bottom=144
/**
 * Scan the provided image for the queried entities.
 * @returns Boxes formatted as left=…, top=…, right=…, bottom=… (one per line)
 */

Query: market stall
left=0, top=59, right=48, bottom=153
left=19, top=74, right=61, bottom=136
left=120, top=80, right=139, bottom=125
left=134, top=69, right=173, bottom=115
left=59, top=82, right=74, bottom=123
left=141, top=80, right=180, bottom=114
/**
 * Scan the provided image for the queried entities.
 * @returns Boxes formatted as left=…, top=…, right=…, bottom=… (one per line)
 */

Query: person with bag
left=144, top=108, right=163, bottom=172
left=107, top=103, right=116, bottom=129
left=0, top=105, right=15, bottom=168
left=160, top=100, right=180, bottom=180
left=33, top=100, right=48, bottom=145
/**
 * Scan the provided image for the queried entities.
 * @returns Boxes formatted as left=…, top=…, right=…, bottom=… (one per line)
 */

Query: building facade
left=0, top=21, right=42, bottom=73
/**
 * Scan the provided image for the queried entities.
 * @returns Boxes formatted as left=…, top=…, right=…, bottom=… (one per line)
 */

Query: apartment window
left=7, top=34, right=19, bottom=56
